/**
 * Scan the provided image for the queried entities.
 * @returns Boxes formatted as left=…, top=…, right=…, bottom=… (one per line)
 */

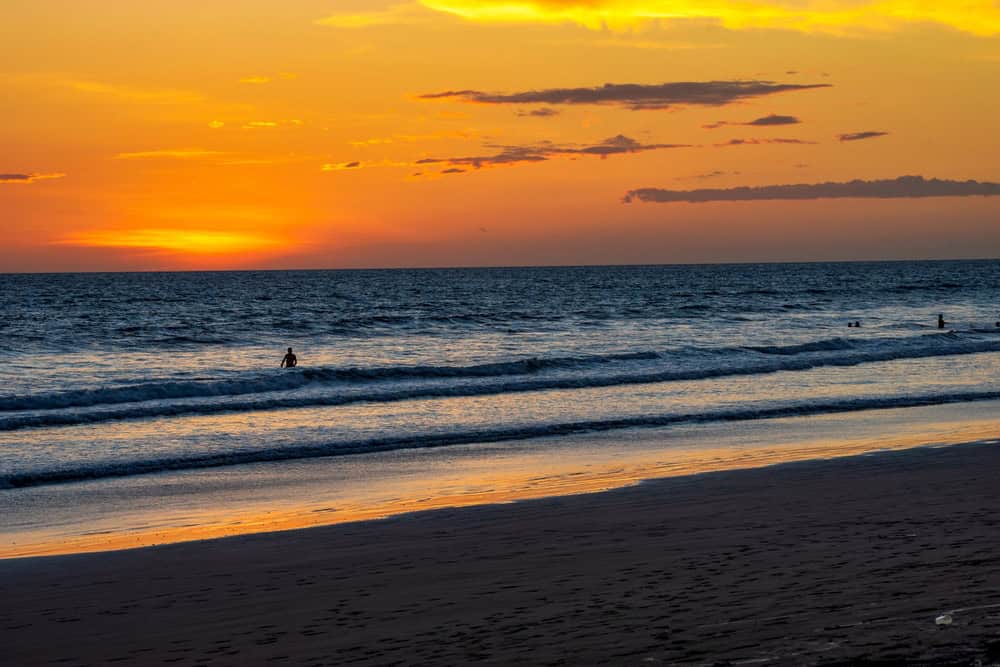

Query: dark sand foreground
left=4, top=441, right=1000, bottom=666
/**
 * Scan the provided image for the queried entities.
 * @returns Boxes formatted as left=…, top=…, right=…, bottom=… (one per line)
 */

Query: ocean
left=2, top=260, right=1000, bottom=554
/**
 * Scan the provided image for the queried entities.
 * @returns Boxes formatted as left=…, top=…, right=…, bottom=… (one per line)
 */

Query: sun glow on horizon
left=59, top=229, right=284, bottom=255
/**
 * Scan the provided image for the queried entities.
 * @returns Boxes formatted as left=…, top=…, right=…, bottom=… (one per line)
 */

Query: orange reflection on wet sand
left=5, top=415, right=999, bottom=559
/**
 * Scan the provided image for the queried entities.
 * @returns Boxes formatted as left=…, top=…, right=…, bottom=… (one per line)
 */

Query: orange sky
left=2, top=1, right=999, bottom=272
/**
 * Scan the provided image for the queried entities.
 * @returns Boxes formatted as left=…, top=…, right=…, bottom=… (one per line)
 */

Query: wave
left=3, top=332, right=993, bottom=415
left=6, top=389, right=1000, bottom=489
left=1, top=333, right=999, bottom=432
left=0, top=351, right=660, bottom=412
left=745, top=338, right=856, bottom=355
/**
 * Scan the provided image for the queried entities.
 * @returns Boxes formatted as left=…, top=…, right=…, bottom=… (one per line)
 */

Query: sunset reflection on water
left=5, top=402, right=998, bottom=558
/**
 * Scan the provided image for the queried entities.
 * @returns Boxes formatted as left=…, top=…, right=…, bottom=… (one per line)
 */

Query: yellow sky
left=2, top=1, right=999, bottom=271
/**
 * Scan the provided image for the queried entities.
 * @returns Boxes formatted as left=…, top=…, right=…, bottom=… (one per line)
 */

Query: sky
left=2, top=0, right=1000, bottom=272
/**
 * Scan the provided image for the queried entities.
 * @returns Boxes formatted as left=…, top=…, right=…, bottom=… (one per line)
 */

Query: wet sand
left=3, top=440, right=1000, bottom=665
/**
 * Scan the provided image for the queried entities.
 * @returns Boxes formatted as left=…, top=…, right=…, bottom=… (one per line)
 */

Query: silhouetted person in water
left=281, top=347, right=298, bottom=368
left=938, top=314, right=946, bottom=329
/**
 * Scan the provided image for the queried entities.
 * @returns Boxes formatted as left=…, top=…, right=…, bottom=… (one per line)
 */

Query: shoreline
left=4, top=437, right=1000, bottom=664
left=6, top=399, right=1000, bottom=559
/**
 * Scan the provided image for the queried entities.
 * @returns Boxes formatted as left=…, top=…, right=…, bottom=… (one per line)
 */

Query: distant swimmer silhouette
left=281, top=347, right=298, bottom=368
left=938, top=314, right=946, bottom=329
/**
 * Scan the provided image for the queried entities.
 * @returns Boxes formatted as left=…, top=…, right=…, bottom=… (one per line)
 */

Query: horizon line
left=2, top=255, right=999, bottom=277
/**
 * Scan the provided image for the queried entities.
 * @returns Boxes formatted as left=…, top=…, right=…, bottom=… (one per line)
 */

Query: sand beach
left=4, top=437, right=1000, bottom=666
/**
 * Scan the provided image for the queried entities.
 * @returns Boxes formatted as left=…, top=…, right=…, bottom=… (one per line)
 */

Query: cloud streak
left=416, top=134, right=689, bottom=172
left=115, top=149, right=227, bottom=160
left=349, top=130, right=477, bottom=147
left=65, top=79, right=203, bottom=103
left=0, top=172, right=66, bottom=184
left=316, top=3, right=437, bottom=28
left=714, top=137, right=816, bottom=147
left=321, top=161, right=363, bottom=171
left=677, top=170, right=740, bottom=181
left=241, top=120, right=303, bottom=129
left=838, top=131, right=889, bottom=142
left=516, top=108, right=560, bottom=118
left=704, top=114, right=801, bottom=129
left=420, top=80, right=830, bottom=111
left=623, top=176, right=1000, bottom=204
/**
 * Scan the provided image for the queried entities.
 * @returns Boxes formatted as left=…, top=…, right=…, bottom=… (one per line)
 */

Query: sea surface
left=1, top=260, right=999, bottom=553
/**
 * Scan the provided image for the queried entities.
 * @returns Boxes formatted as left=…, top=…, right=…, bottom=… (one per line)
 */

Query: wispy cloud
left=714, top=137, right=816, bottom=147
left=349, top=130, right=476, bottom=147
left=328, top=135, right=688, bottom=176
left=516, top=108, right=560, bottom=118
left=838, top=131, right=889, bottom=142
left=704, top=114, right=801, bottom=129
left=322, top=161, right=363, bottom=171
left=320, top=159, right=412, bottom=172
left=64, top=79, right=203, bottom=103
left=416, top=134, right=689, bottom=172
left=246, top=120, right=303, bottom=129
left=316, top=3, right=437, bottom=28
left=676, top=170, right=740, bottom=180
left=0, top=172, right=66, bottom=184
left=419, top=0, right=1000, bottom=36
left=114, top=149, right=227, bottom=160
left=420, top=80, right=830, bottom=111
left=624, top=176, right=1000, bottom=203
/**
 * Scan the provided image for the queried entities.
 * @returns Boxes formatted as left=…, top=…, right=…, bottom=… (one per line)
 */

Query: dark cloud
left=0, top=172, right=65, bottom=184
left=838, top=131, right=889, bottom=142
left=441, top=168, right=466, bottom=174
left=516, top=107, right=560, bottom=118
left=704, top=114, right=802, bottom=129
left=418, top=134, right=689, bottom=172
left=415, top=149, right=547, bottom=168
left=715, top=137, right=816, bottom=147
left=748, top=114, right=801, bottom=126
left=623, top=176, right=1000, bottom=204
left=420, top=80, right=830, bottom=111
left=420, top=89, right=479, bottom=100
